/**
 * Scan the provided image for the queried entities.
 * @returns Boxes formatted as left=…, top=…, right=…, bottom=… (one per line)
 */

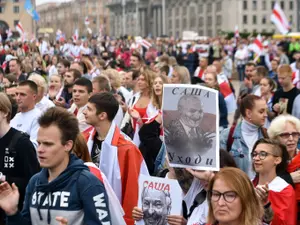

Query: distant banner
left=137, top=175, right=182, bottom=225
left=162, top=84, right=220, bottom=171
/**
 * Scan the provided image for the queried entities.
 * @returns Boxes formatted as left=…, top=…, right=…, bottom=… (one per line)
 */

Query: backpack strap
left=226, top=123, right=237, bottom=152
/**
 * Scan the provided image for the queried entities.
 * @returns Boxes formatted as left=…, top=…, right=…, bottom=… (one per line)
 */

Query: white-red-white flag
left=6, top=29, right=12, bottom=39
left=234, top=25, right=239, bottom=38
left=252, top=34, right=263, bottom=56
left=141, top=39, right=152, bottom=49
left=270, top=2, right=290, bottom=34
left=72, top=29, right=79, bottom=42
left=84, top=16, right=90, bottom=25
left=16, top=22, right=24, bottom=37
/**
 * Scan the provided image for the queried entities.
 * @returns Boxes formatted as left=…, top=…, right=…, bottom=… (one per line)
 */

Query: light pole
left=162, top=0, right=166, bottom=35
left=135, top=0, right=139, bottom=36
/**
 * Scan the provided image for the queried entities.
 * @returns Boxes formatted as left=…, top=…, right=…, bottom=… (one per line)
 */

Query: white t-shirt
left=36, top=96, right=55, bottom=113
left=10, top=107, right=42, bottom=149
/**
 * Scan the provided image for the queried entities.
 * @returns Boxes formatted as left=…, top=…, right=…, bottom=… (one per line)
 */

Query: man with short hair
left=68, top=77, right=92, bottom=132
left=193, top=57, right=208, bottom=80
left=54, top=68, right=81, bottom=108
left=9, top=59, right=26, bottom=82
left=130, top=52, right=143, bottom=71
left=83, top=93, right=149, bottom=225
left=10, top=80, right=41, bottom=148
left=57, top=59, right=70, bottom=77
left=124, top=70, right=139, bottom=99
left=5, top=84, right=17, bottom=100
left=271, top=64, right=300, bottom=118
left=0, top=93, right=40, bottom=224
left=0, top=107, right=111, bottom=225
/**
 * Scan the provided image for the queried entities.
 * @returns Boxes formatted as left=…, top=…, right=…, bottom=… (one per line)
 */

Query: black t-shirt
left=91, top=135, right=103, bottom=168
left=272, top=87, right=300, bottom=114
left=0, top=127, right=40, bottom=222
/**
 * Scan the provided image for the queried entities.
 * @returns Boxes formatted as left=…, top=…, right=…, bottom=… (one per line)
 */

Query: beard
left=143, top=210, right=167, bottom=225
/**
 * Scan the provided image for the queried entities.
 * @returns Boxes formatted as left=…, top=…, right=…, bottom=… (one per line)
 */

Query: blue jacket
left=220, top=122, right=265, bottom=173
left=219, top=92, right=228, bottom=129
left=7, top=154, right=111, bottom=225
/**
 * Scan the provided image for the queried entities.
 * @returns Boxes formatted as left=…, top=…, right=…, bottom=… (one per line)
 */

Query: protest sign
left=162, top=84, right=219, bottom=171
left=137, top=175, right=182, bottom=225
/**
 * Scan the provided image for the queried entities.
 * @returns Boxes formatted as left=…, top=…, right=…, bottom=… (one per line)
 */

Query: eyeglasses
left=278, top=132, right=300, bottom=140
left=208, top=190, right=237, bottom=203
left=251, top=151, right=278, bottom=160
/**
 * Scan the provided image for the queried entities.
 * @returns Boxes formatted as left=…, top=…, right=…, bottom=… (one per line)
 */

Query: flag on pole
left=72, top=29, right=79, bottom=42
left=234, top=25, right=239, bottom=38
left=252, top=34, right=263, bottom=56
left=270, top=2, right=290, bottom=34
left=141, top=39, right=152, bottom=49
left=24, top=0, right=40, bottom=21
left=84, top=17, right=90, bottom=25
left=16, top=22, right=25, bottom=37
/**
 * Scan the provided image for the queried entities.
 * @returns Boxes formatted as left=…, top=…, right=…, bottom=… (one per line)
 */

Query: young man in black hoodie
left=0, top=107, right=111, bottom=225
left=0, top=93, right=40, bottom=225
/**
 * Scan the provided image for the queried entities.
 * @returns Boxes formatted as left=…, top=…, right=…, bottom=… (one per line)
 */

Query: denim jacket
left=220, top=122, right=266, bottom=173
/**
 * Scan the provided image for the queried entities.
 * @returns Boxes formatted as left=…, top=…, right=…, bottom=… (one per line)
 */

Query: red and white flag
left=84, top=16, right=90, bottom=25
left=218, top=74, right=236, bottom=113
left=6, top=29, right=12, bottom=39
left=141, top=39, right=152, bottom=49
left=234, top=25, right=239, bottom=38
left=72, top=29, right=79, bottom=42
left=252, top=34, right=263, bottom=56
left=271, top=2, right=290, bottom=34
left=16, top=22, right=24, bottom=37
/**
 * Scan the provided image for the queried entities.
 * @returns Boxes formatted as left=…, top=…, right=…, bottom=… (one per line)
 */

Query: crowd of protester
left=0, top=34, right=299, bottom=225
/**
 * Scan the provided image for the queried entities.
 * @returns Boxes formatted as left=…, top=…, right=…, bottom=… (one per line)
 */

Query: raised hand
left=0, top=182, right=19, bottom=216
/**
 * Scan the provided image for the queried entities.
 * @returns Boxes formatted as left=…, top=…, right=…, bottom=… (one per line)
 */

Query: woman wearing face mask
left=260, top=77, right=276, bottom=128
left=268, top=115, right=300, bottom=222
left=252, top=138, right=296, bottom=225
left=207, top=167, right=264, bottom=225
left=204, top=71, right=228, bottom=131
left=220, top=94, right=268, bottom=179
left=138, top=74, right=168, bottom=175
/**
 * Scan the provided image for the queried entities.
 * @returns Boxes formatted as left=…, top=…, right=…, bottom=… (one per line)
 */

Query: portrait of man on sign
left=141, top=186, right=172, bottom=225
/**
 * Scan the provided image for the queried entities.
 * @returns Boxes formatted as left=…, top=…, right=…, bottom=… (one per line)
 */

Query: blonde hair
left=102, top=69, right=121, bottom=89
left=152, top=75, right=168, bottom=109
left=0, top=93, right=12, bottom=123
left=28, top=73, right=48, bottom=94
left=140, top=69, right=156, bottom=96
left=207, top=167, right=263, bottom=225
left=268, top=114, right=300, bottom=139
left=173, top=66, right=190, bottom=84
left=278, top=64, right=292, bottom=77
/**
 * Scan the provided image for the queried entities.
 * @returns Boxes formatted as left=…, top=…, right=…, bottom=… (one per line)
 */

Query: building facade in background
left=108, top=0, right=299, bottom=38
left=0, top=0, right=35, bottom=38
left=37, top=0, right=110, bottom=39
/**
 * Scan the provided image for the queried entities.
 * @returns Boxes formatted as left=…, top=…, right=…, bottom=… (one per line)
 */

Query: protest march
left=1, top=0, right=300, bottom=225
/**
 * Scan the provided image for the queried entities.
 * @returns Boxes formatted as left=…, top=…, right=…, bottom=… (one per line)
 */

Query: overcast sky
left=36, top=0, right=72, bottom=5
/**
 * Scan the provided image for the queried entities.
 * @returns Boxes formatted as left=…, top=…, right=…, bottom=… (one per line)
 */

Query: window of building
left=216, top=1, right=222, bottom=12
left=190, top=7, right=196, bottom=28
left=207, top=3, right=212, bottom=12
left=208, top=29, right=212, bottom=37
left=199, top=30, right=204, bottom=36
left=243, top=29, right=248, bottom=33
left=243, top=15, right=248, bottom=24
left=243, top=0, right=247, bottom=10
left=280, top=1, right=284, bottom=9
left=183, top=18, right=187, bottom=28
left=13, top=0, right=19, bottom=2
left=262, top=1, right=266, bottom=10
left=198, top=4, right=203, bottom=13
left=199, top=17, right=203, bottom=26
left=176, top=19, right=179, bottom=28
left=182, top=6, right=187, bottom=14
left=14, top=20, right=19, bottom=27
left=168, top=8, right=172, bottom=17
left=290, top=1, right=294, bottom=10
left=0, top=7, right=3, bottom=13
left=262, top=15, right=266, bottom=24
left=271, top=1, right=275, bottom=8
left=253, top=15, right=257, bottom=24
left=290, top=15, right=293, bottom=24
left=13, top=6, right=19, bottom=13
left=169, top=19, right=172, bottom=29
left=252, top=0, right=257, bottom=10
left=207, top=16, right=212, bottom=26
left=175, top=7, right=179, bottom=15
left=217, top=15, right=222, bottom=25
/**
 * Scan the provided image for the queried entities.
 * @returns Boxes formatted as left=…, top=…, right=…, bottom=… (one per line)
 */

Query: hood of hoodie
left=35, top=154, right=88, bottom=224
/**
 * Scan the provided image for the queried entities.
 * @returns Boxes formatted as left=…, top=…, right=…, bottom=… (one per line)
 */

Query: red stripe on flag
left=17, top=23, right=24, bottom=33
left=254, top=39, right=263, bottom=50
left=219, top=82, right=232, bottom=98
left=272, top=9, right=289, bottom=29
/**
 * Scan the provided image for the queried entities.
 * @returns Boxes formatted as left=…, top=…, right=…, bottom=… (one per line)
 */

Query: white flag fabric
left=251, top=35, right=263, bottom=56
left=16, top=22, right=24, bottom=36
left=72, top=29, right=79, bottom=42
left=234, top=25, right=239, bottom=38
left=270, top=2, right=290, bottom=34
